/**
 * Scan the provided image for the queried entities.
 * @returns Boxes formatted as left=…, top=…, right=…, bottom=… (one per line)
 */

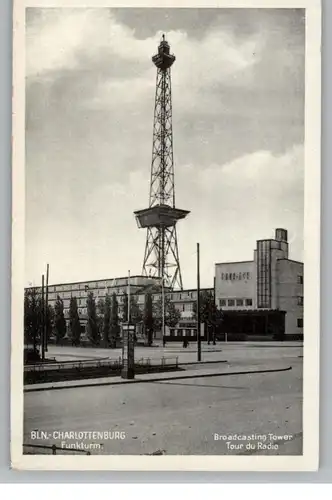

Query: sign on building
left=221, top=272, right=251, bottom=281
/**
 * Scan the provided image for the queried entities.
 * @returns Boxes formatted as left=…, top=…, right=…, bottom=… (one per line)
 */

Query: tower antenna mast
left=134, top=35, right=190, bottom=290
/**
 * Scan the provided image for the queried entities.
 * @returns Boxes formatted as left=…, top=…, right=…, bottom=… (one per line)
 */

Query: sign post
left=121, top=323, right=135, bottom=379
left=197, top=242, right=201, bottom=362
left=161, top=276, right=165, bottom=343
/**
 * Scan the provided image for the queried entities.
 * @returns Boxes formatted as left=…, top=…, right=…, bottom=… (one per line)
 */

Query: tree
left=122, top=292, right=129, bottom=322
left=24, top=288, right=42, bottom=352
left=122, top=292, right=142, bottom=325
left=130, top=295, right=143, bottom=325
left=102, top=294, right=111, bottom=347
left=97, top=298, right=105, bottom=317
left=97, top=297, right=105, bottom=339
left=69, top=297, right=81, bottom=346
left=110, top=293, right=119, bottom=348
left=54, top=295, right=67, bottom=345
left=86, top=292, right=100, bottom=345
left=153, top=296, right=181, bottom=331
left=166, top=300, right=182, bottom=328
left=143, top=292, right=154, bottom=346
left=193, top=291, right=223, bottom=344
left=46, top=304, right=55, bottom=341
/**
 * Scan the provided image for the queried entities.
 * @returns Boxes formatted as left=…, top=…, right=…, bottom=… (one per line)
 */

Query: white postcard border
left=11, top=0, right=321, bottom=471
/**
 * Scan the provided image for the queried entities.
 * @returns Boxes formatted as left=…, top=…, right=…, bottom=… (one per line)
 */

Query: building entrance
left=220, top=310, right=286, bottom=340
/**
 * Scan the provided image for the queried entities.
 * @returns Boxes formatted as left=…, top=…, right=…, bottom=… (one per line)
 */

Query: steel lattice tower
left=134, top=35, right=190, bottom=290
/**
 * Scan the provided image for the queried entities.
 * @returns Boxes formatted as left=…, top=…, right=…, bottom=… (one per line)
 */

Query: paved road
left=24, top=352, right=302, bottom=456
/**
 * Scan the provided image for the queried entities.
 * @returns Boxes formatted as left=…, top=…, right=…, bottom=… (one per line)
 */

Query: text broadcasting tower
left=134, top=35, right=190, bottom=290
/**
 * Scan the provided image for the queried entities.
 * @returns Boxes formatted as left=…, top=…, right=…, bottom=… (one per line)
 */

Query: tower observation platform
left=134, top=35, right=190, bottom=290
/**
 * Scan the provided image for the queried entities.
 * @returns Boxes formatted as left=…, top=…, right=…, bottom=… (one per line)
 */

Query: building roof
left=277, top=258, right=303, bottom=265
left=26, top=275, right=161, bottom=289
left=215, top=260, right=253, bottom=266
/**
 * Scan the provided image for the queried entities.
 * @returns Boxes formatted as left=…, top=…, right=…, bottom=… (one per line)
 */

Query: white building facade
left=214, top=229, right=303, bottom=339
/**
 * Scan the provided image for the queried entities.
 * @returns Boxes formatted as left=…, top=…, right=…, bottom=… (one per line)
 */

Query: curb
left=24, top=365, right=292, bottom=393
left=178, top=359, right=228, bottom=366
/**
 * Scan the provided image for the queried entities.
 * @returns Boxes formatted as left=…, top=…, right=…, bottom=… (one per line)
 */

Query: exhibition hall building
left=26, top=228, right=303, bottom=341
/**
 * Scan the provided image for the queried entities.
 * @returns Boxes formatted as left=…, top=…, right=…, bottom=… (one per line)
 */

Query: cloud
left=175, top=144, right=304, bottom=285
left=26, top=8, right=263, bottom=104
left=25, top=8, right=305, bottom=287
left=25, top=144, right=303, bottom=288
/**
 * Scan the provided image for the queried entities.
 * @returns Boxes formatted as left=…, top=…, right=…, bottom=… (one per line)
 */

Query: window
left=236, top=299, right=243, bottom=307
left=245, top=299, right=253, bottom=306
left=297, top=318, right=303, bottom=328
left=257, top=240, right=272, bottom=308
left=298, top=296, right=304, bottom=306
left=219, top=299, right=226, bottom=307
left=297, top=275, right=303, bottom=285
left=228, top=299, right=235, bottom=307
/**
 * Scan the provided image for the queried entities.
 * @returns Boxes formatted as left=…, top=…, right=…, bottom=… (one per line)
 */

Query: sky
left=25, top=8, right=305, bottom=288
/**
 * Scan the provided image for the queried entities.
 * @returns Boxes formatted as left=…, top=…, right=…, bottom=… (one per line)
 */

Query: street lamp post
left=127, top=270, right=131, bottom=323
left=45, top=263, right=49, bottom=355
left=162, top=276, right=165, bottom=344
left=197, top=242, right=201, bottom=362
left=41, top=274, right=45, bottom=361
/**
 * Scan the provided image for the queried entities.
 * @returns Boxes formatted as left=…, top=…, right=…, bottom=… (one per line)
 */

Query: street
left=24, top=343, right=303, bottom=456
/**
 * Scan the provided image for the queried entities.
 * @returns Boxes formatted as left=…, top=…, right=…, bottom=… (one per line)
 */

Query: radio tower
left=134, top=35, right=190, bottom=290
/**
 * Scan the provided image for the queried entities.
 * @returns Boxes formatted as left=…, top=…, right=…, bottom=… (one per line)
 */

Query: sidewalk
left=24, top=361, right=292, bottom=393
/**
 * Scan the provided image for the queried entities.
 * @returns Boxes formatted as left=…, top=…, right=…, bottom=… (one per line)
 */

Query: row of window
left=175, top=303, right=194, bottom=312
left=48, top=279, right=131, bottom=293
left=35, top=286, right=200, bottom=302
left=64, top=301, right=195, bottom=315
left=65, top=307, right=128, bottom=315
left=219, top=298, right=253, bottom=308
left=172, top=291, right=196, bottom=300
left=48, top=291, right=200, bottom=306
left=218, top=297, right=303, bottom=308
left=47, top=287, right=137, bottom=300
